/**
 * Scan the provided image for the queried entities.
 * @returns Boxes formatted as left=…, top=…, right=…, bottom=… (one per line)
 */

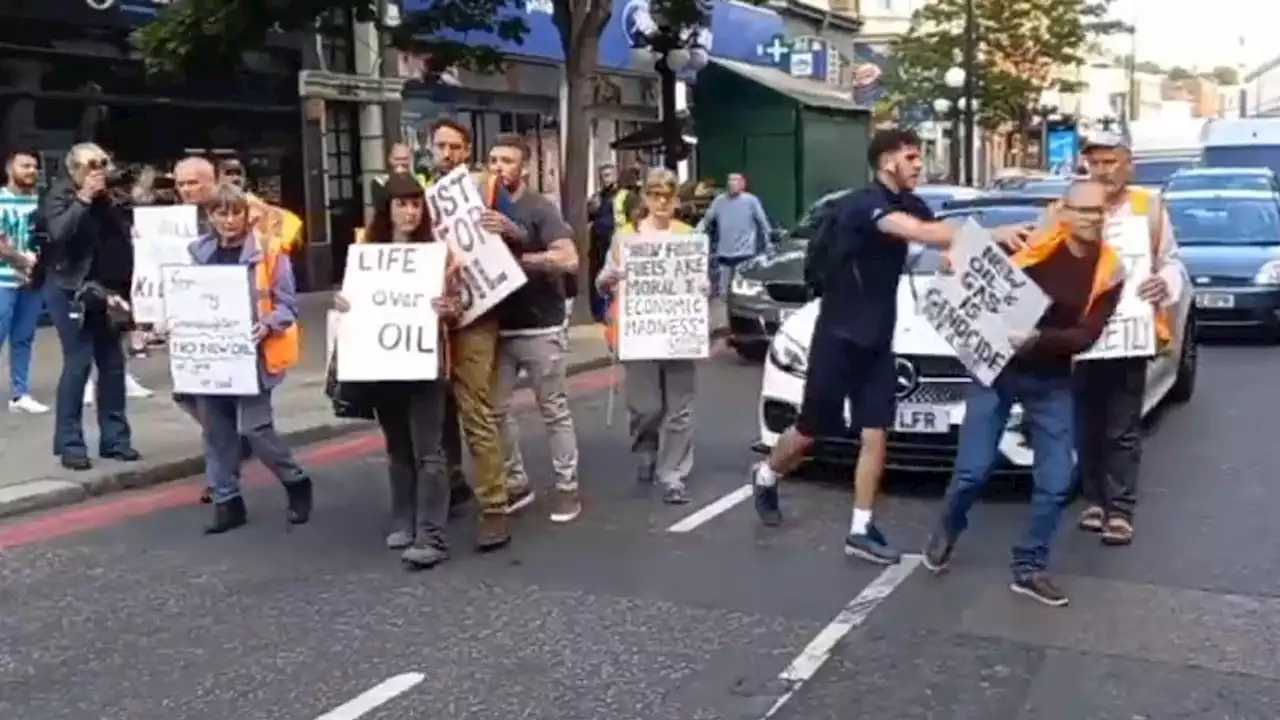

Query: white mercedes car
left=754, top=198, right=1199, bottom=474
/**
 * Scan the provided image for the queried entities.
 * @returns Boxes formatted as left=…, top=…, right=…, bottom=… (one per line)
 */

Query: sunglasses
left=84, top=158, right=109, bottom=171
left=1064, top=203, right=1105, bottom=218
left=644, top=188, right=674, bottom=200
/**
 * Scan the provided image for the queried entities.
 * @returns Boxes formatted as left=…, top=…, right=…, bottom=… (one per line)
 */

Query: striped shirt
left=0, top=187, right=38, bottom=288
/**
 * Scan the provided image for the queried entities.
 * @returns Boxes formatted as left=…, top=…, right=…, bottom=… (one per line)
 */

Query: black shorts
left=795, top=331, right=897, bottom=437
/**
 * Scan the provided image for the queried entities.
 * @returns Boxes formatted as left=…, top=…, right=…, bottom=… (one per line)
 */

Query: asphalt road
left=3, top=343, right=1280, bottom=720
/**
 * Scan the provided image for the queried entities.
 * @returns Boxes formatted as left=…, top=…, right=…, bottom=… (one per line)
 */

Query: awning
left=707, top=57, right=864, bottom=113
left=611, top=112, right=696, bottom=150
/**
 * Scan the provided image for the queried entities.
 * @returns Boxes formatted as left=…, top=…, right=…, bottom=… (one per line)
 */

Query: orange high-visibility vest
left=255, top=235, right=301, bottom=375
left=247, top=194, right=303, bottom=253
left=603, top=220, right=695, bottom=354
left=1013, top=221, right=1127, bottom=325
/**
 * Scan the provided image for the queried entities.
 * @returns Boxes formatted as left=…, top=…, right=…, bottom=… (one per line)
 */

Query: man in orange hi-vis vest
left=923, top=178, right=1125, bottom=608
left=1071, top=127, right=1184, bottom=548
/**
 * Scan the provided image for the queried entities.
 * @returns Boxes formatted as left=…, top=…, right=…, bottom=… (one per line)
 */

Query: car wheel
left=1168, top=316, right=1197, bottom=404
left=735, top=343, right=768, bottom=362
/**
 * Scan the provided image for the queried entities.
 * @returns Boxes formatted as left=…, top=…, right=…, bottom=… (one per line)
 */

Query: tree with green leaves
left=1207, top=65, right=1240, bottom=86
left=884, top=0, right=1118, bottom=132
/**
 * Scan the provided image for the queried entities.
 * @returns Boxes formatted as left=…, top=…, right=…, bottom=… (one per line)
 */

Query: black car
left=725, top=190, right=848, bottom=360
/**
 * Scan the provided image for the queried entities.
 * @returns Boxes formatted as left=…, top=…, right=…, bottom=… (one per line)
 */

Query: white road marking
left=315, top=673, right=425, bottom=719
left=666, top=484, right=754, bottom=533
left=762, top=555, right=923, bottom=718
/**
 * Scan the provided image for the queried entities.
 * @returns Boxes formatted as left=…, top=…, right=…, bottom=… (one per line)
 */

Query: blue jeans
left=715, top=254, right=754, bottom=297
left=42, top=285, right=131, bottom=457
left=939, top=369, right=1076, bottom=576
left=0, top=286, right=43, bottom=397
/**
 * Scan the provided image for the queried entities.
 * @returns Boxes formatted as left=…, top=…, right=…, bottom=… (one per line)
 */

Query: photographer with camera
left=37, top=143, right=141, bottom=471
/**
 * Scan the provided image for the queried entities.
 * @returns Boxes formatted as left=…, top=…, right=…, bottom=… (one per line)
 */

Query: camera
left=104, top=165, right=137, bottom=191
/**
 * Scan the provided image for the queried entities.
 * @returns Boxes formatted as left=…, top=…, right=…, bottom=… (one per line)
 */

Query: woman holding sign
left=597, top=168, right=709, bottom=505
left=185, top=183, right=313, bottom=535
left=334, top=173, right=463, bottom=570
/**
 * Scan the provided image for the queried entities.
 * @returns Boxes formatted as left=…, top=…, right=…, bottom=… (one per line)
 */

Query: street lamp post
left=628, top=10, right=711, bottom=171
left=942, top=67, right=965, bottom=185
left=961, top=0, right=977, bottom=186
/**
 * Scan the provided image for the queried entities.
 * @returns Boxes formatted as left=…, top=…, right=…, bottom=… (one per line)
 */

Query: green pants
left=444, top=317, right=506, bottom=515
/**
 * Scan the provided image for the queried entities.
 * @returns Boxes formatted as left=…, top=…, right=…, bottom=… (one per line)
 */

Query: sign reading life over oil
left=617, top=232, right=710, bottom=361
left=338, top=243, right=448, bottom=382
left=425, top=166, right=526, bottom=326
left=918, top=220, right=1049, bottom=386
left=163, top=264, right=260, bottom=396
left=1076, top=216, right=1155, bottom=360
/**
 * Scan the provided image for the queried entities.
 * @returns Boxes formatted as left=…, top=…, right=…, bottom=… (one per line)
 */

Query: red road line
left=0, top=347, right=720, bottom=551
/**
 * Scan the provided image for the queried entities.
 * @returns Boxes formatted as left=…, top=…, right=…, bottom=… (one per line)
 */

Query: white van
left=1201, top=118, right=1280, bottom=177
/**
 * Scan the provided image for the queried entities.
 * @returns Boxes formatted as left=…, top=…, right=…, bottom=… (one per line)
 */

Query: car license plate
left=1195, top=292, right=1234, bottom=309
left=894, top=404, right=948, bottom=434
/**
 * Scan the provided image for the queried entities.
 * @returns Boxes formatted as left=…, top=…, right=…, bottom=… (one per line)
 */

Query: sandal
left=1077, top=505, right=1105, bottom=533
left=1101, top=516, right=1134, bottom=546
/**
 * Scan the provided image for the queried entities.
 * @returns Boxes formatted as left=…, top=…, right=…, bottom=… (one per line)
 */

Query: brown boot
left=475, top=513, right=511, bottom=552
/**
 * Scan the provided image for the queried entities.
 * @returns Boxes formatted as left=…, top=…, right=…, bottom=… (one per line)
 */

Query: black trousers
left=1075, top=358, right=1146, bottom=519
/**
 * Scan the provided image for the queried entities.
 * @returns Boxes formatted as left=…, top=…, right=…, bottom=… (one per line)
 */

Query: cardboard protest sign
left=133, top=206, right=199, bottom=323
left=917, top=220, right=1050, bottom=386
left=617, top=232, right=711, bottom=361
left=338, top=243, right=448, bottom=381
left=163, top=264, right=260, bottom=396
left=425, top=167, right=526, bottom=326
left=1076, top=216, right=1156, bottom=360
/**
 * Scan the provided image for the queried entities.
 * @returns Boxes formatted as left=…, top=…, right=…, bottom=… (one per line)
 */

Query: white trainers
left=8, top=395, right=48, bottom=414
left=125, top=373, right=154, bottom=399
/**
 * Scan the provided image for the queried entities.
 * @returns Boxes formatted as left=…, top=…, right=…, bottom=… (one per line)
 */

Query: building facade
left=1244, top=54, right=1280, bottom=116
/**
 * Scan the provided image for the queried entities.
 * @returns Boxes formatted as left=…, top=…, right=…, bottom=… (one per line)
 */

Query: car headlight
left=768, top=331, right=808, bottom=377
left=730, top=275, right=765, bottom=298
left=1255, top=260, right=1280, bottom=286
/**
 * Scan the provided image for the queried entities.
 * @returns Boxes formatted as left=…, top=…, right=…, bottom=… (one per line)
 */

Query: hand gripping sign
left=425, top=167, right=527, bottom=326
left=917, top=220, right=1050, bottom=387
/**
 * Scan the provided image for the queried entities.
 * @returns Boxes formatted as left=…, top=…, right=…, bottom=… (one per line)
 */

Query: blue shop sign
left=399, top=0, right=785, bottom=69
left=1046, top=126, right=1080, bottom=174
left=753, top=34, right=830, bottom=82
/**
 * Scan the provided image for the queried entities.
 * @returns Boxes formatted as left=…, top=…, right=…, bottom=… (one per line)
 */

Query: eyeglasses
left=84, top=157, right=109, bottom=171
left=1064, top=203, right=1105, bottom=218
left=644, top=189, right=674, bottom=201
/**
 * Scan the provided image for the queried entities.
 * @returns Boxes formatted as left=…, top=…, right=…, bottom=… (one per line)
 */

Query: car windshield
left=1133, top=160, right=1194, bottom=187
left=1166, top=173, right=1272, bottom=193
left=907, top=205, right=1046, bottom=274
left=1167, top=197, right=1280, bottom=245
left=1008, top=178, right=1071, bottom=195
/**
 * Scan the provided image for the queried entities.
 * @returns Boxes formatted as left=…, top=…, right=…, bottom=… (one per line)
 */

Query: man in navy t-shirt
left=750, top=129, right=1030, bottom=564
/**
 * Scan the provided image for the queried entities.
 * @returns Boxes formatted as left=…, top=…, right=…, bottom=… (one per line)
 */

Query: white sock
left=851, top=508, right=873, bottom=535
left=754, top=462, right=779, bottom=487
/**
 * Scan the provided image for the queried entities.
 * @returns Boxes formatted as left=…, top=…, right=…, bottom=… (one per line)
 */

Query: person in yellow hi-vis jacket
left=1071, top=127, right=1184, bottom=547
left=596, top=168, right=710, bottom=505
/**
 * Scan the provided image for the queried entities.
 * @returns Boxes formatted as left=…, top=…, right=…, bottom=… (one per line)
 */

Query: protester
left=333, top=173, right=460, bottom=567
left=696, top=172, right=772, bottom=297
left=0, top=149, right=47, bottom=414
left=587, top=164, right=621, bottom=321
left=37, top=143, right=140, bottom=471
left=597, top=168, right=707, bottom=504
left=187, top=182, right=312, bottom=534
left=216, top=157, right=247, bottom=191
left=748, top=129, right=1031, bottom=563
left=371, top=143, right=429, bottom=208
left=427, top=117, right=516, bottom=550
left=1073, top=127, right=1182, bottom=546
left=612, top=166, right=643, bottom=228
left=923, top=178, right=1125, bottom=607
left=488, top=134, right=583, bottom=523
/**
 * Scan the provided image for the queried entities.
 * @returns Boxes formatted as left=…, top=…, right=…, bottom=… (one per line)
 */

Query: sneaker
left=401, top=541, right=448, bottom=570
left=844, top=529, right=902, bottom=565
left=125, top=374, right=154, bottom=399
left=8, top=395, right=48, bottom=414
left=549, top=487, right=582, bottom=523
left=504, top=486, right=536, bottom=515
left=661, top=484, right=690, bottom=505
left=921, top=527, right=957, bottom=573
left=1010, top=572, right=1069, bottom=607
left=751, top=463, right=782, bottom=527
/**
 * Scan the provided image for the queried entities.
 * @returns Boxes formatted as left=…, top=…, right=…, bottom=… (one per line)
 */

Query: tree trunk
left=561, top=29, right=599, bottom=312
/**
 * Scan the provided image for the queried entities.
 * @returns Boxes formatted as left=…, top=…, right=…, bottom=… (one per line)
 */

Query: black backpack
left=803, top=196, right=862, bottom=297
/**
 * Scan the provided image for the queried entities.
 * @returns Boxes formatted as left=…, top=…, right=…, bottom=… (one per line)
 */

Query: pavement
left=0, top=292, right=727, bottom=519
left=1, top=339, right=1279, bottom=719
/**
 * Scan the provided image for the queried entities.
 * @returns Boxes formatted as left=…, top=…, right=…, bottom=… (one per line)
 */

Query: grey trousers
left=625, top=359, right=696, bottom=490
left=1075, top=358, right=1146, bottom=519
left=497, top=332, right=580, bottom=492
left=374, top=381, right=449, bottom=545
left=200, top=391, right=307, bottom=504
